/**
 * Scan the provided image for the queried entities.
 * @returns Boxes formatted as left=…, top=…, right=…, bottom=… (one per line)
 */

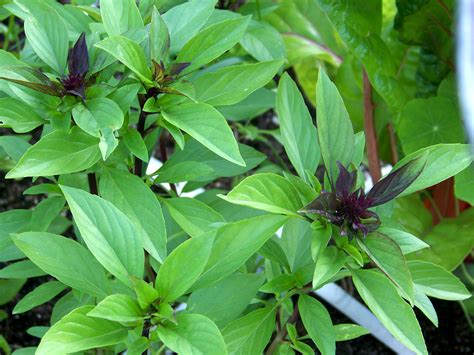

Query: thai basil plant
left=0, top=0, right=472, bottom=354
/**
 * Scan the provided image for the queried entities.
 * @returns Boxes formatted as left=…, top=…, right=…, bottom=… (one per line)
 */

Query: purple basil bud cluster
left=301, top=159, right=423, bottom=237
left=60, top=32, right=89, bottom=99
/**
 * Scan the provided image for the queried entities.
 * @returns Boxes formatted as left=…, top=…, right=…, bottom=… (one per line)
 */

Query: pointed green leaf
left=13, top=281, right=66, bottom=314
left=37, top=306, right=128, bottom=355
left=299, top=294, right=335, bottom=355
left=6, top=127, right=101, bottom=179
left=100, top=0, right=143, bottom=36
left=0, top=97, right=44, bottom=133
left=61, top=185, right=144, bottom=286
left=316, top=70, right=354, bottom=181
left=150, top=7, right=170, bottom=62
left=277, top=73, right=319, bottom=181
left=162, top=102, right=244, bottom=166
left=95, top=35, right=152, bottom=84
left=313, top=246, right=346, bottom=288
left=88, top=294, right=144, bottom=323
left=12, top=232, right=109, bottom=297
left=156, top=233, right=214, bottom=302
left=157, top=313, right=227, bottom=355
left=352, top=269, right=427, bottom=355
left=99, top=168, right=167, bottom=263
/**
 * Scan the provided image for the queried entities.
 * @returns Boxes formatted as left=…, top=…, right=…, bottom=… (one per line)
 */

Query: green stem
left=256, top=0, right=262, bottom=20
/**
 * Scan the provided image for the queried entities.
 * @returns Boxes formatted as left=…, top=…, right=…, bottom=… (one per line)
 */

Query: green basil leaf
left=377, top=228, right=429, bottom=255
left=88, top=294, right=144, bottom=323
left=352, top=269, right=427, bottom=355
left=37, top=306, right=128, bottom=355
left=24, top=7, right=69, bottom=74
left=0, top=259, right=46, bottom=279
left=298, top=294, right=335, bottom=355
left=99, top=168, right=167, bottom=263
left=156, top=139, right=264, bottom=183
left=6, top=127, right=101, bottom=179
left=61, top=185, right=144, bottom=286
left=359, top=233, right=414, bottom=304
left=162, top=102, right=245, bottom=166
left=163, top=197, right=225, bottom=237
left=408, top=260, right=471, bottom=301
left=194, top=60, right=283, bottom=106
left=13, top=281, right=66, bottom=314
left=0, top=97, right=44, bottom=133
left=176, top=16, right=251, bottom=75
left=31, top=196, right=65, bottom=232
left=222, top=307, right=276, bottom=354
left=187, top=273, right=264, bottom=327
left=334, top=324, right=370, bottom=342
left=193, top=215, right=287, bottom=289
left=122, top=128, right=149, bottom=162
left=156, top=233, right=214, bottom=302
left=157, top=313, right=227, bottom=355
left=150, top=6, right=170, bottom=62
left=413, top=285, right=438, bottom=327
left=316, top=70, right=354, bottom=181
left=396, top=144, right=473, bottom=197
left=219, top=173, right=306, bottom=216
left=12, top=232, right=109, bottom=297
left=277, top=73, right=319, bottom=181
left=163, top=0, right=216, bottom=54
left=0, top=209, right=31, bottom=262
left=100, top=0, right=143, bottom=36
left=95, top=35, right=152, bottom=84
left=240, top=20, right=286, bottom=61
left=313, top=246, right=346, bottom=289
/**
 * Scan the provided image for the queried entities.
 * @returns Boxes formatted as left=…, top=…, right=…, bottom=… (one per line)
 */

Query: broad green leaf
left=163, top=197, right=225, bottom=237
left=298, top=294, right=335, bottom=355
left=410, top=208, right=474, bottom=270
left=352, top=269, right=427, bottom=355
left=260, top=274, right=298, bottom=293
left=12, top=232, right=109, bottom=297
left=31, top=196, right=65, bottom=232
left=396, top=144, right=473, bottom=196
left=150, top=7, right=170, bottom=62
left=240, top=20, right=286, bottom=61
left=0, top=279, right=25, bottom=306
left=398, top=97, right=464, bottom=154
left=88, top=294, right=144, bottom=322
left=132, top=279, right=159, bottom=310
left=122, top=128, right=149, bottom=162
left=156, top=139, right=264, bottom=183
left=176, top=16, right=251, bottom=74
left=455, top=163, right=474, bottom=205
left=162, top=102, right=244, bottom=166
left=157, top=314, right=227, bottom=355
left=95, top=35, right=153, bottom=84
left=0, top=98, right=44, bottom=133
left=313, top=246, right=346, bottom=289
left=359, top=233, right=414, bottom=304
left=0, top=136, right=31, bottom=163
left=222, top=307, right=276, bottom=355
left=377, top=228, right=429, bottom=255
left=334, top=324, right=370, bottom=342
left=413, top=285, right=438, bottom=327
left=13, top=281, right=66, bottom=314
left=194, top=60, right=283, bottom=106
left=37, top=306, right=128, bottom=355
left=6, top=127, right=101, bottom=179
left=277, top=73, right=319, bottom=181
left=193, top=215, right=288, bottom=289
left=72, top=98, right=124, bottom=138
left=408, top=260, right=470, bottom=301
left=156, top=233, right=214, bottom=302
left=219, top=173, right=305, bottom=216
left=217, top=88, right=276, bottom=121
left=163, top=0, right=216, bottom=54
left=187, top=273, right=264, bottom=327
left=316, top=70, right=354, bottom=181
left=0, top=260, right=46, bottom=279
left=99, top=168, right=167, bottom=263
left=24, top=7, right=68, bottom=74
left=0, top=209, right=31, bottom=263
left=100, top=0, right=143, bottom=36
left=280, top=218, right=313, bottom=272
left=61, top=185, right=144, bottom=286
